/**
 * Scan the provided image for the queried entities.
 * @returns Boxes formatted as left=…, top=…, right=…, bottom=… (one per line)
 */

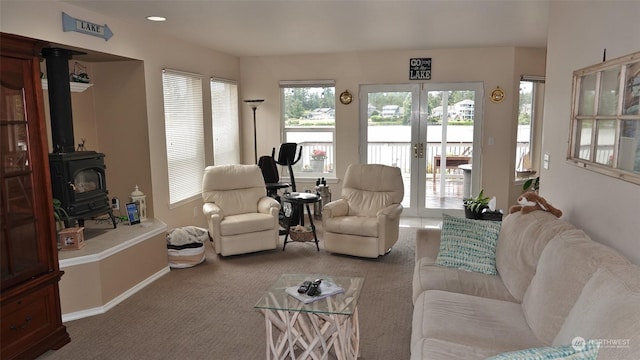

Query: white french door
left=359, top=83, right=483, bottom=217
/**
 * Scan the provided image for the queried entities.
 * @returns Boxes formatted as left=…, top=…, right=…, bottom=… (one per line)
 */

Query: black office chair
left=258, top=155, right=290, bottom=202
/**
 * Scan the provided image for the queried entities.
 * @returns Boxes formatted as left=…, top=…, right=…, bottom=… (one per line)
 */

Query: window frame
left=567, top=51, right=640, bottom=185
left=162, top=68, right=205, bottom=207
left=515, top=76, right=545, bottom=180
left=280, top=80, right=336, bottom=179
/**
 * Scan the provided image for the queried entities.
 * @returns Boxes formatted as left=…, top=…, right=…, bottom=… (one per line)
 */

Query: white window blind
left=162, top=69, right=205, bottom=206
left=211, top=78, right=239, bottom=165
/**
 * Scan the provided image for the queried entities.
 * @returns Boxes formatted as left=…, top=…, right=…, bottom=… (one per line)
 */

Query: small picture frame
left=126, top=202, right=141, bottom=225
left=59, top=227, right=85, bottom=250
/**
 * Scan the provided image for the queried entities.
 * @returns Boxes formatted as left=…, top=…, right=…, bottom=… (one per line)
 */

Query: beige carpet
left=42, top=225, right=417, bottom=360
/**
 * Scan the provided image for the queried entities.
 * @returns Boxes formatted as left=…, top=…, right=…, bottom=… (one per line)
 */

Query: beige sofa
left=411, top=211, right=640, bottom=359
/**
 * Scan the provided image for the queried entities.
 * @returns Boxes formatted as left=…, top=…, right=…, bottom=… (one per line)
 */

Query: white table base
left=260, top=307, right=359, bottom=360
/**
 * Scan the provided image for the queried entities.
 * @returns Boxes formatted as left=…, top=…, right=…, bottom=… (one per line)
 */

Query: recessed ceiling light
left=146, top=16, right=167, bottom=22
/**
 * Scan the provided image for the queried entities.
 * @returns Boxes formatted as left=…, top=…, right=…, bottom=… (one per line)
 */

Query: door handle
left=413, top=143, right=425, bottom=158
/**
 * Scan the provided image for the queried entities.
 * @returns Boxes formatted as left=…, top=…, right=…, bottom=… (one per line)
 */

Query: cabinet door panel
left=1, top=51, right=47, bottom=289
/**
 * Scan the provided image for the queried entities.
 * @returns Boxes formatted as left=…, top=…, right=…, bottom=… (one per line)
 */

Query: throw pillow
left=435, top=214, right=501, bottom=275
left=485, top=339, right=599, bottom=360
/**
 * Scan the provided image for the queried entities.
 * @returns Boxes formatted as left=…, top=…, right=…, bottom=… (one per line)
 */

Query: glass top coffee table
left=254, top=274, right=365, bottom=360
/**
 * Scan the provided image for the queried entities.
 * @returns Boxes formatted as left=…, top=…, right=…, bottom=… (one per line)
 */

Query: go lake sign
left=410, top=58, right=432, bottom=80
left=62, top=12, right=114, bottom=41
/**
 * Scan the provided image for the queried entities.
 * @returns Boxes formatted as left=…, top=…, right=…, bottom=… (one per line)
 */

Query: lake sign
left=62, top=12, right=113, bottom=41
left=410, top=58, right=432, bottom=80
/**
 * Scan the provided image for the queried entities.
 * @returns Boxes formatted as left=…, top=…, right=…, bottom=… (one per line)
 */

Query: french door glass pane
left=427, top=90, right=473, bottom=203
left=366, top=91, right=411, bottom=208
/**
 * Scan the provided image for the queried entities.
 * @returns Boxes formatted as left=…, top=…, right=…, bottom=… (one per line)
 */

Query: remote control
left=306, top=279, right=322, bottom=296
left=297, top=281, right=311, bottom=294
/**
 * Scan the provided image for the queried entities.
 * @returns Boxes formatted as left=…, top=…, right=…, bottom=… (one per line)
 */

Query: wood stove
left=43, top=47, right=116, bottom=228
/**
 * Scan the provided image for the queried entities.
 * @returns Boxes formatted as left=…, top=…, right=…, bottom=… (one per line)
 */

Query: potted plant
left=53, top=198, right=68, bottom=231
left=310, top=149, right=326, bottom=172
left=522, top=176, right=539, bottom=193
left=463, top=189, right=490, bottom=219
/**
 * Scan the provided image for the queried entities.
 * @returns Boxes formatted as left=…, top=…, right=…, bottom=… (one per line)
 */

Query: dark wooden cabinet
left=1, top=33, right=70, bottom=359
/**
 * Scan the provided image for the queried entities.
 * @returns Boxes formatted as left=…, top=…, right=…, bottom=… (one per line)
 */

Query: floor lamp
left=244, top=99, right=264, bottom=163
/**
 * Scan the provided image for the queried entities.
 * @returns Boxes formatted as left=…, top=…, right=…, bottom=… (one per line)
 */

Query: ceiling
left=65, top=0, right=550, bottom=58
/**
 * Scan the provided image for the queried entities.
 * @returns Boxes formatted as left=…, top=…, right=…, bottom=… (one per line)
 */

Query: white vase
left=310, top=159, right=324, bottom=172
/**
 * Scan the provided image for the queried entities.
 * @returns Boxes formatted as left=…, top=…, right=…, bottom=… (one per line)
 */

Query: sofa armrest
left=203, top=202, right=223, bottom=219
left=376, top=203, right=403, bottom=219
left=258, top=196, right=280, bottom=216
left=323, top=198, right=349, bottom=218
left=415, top=228, right=442, bottom=264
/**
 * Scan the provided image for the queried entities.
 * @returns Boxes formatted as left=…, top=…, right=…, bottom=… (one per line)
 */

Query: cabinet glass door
left=1, top=56, right=46, bottom=289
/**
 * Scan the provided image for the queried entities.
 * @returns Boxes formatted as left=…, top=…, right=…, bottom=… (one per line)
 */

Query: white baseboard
left=62, top=266, right=171, bottom=322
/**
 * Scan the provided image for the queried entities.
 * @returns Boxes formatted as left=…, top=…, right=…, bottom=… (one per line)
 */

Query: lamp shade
left=244, top=99, right=264, bottom=109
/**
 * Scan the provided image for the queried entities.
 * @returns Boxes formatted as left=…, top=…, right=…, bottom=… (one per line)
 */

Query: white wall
left=240, top=47, right=546, bottom=210
left=0, top=1, right=239, bottom=230
left=543, top=1, right=640, bottom=264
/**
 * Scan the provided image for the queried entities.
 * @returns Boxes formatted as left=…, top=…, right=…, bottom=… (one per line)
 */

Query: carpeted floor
left=41, top=225, right=418, bottom=360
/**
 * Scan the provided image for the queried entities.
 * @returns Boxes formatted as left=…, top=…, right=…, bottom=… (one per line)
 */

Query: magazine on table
left=285, top=279, right=344, bottom=304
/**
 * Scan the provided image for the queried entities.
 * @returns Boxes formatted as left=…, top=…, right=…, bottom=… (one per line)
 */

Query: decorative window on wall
left=568, top=51, right=640, bottom=185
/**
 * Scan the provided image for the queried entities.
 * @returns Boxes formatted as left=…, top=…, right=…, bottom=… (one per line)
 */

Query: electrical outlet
left=111, top=197, right=120, bottom=210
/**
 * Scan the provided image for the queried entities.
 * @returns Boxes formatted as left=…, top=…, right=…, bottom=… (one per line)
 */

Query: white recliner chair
left=202, top=164, right=280, bottom=256
left=322, top=164, right=404, bottom=258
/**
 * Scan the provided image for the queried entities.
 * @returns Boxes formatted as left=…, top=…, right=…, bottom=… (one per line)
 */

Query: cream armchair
left=322, top=164, right=404, bottom=258
left=202, top=164, right=280, bottom=256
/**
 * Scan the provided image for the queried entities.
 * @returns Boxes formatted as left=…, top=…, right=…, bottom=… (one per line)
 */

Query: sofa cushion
left=412, top=257, right=516, bottom=304
left=411, top=290, right=544, bottom=355
left=435, top=215, right=501, bottom=275
left=522, top=229, right=630, bottom=344
left=553, top=264, right=640, bottom=360
left=323, top=215, right=378, bottom=237
left=486, top=339, right=600, bottom=360
left=496, top=211, right=576, bottom=302
left=411, top=338, right=499, bottom=360
left=220, top=213, right=276, bottom=236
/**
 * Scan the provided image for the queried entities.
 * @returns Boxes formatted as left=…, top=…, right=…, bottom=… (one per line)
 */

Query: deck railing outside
left=293, top=141, right=533, bottom=177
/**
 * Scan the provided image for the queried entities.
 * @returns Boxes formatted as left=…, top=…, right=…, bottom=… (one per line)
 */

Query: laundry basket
left=166, top=226, right=208, bottom=268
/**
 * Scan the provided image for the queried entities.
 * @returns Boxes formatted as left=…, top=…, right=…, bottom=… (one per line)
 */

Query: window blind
left=211, top=78, right=239, bottom=165
left=162, top=69, right=205, bottom=205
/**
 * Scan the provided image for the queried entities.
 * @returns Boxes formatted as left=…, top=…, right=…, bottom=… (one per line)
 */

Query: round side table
left=281, top=192, right=321, bottom=251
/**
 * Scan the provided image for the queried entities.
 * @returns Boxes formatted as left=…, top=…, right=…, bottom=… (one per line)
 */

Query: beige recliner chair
left=322, top=164, right=404, bottom=258
left=202, top=164, right=280, bottom=256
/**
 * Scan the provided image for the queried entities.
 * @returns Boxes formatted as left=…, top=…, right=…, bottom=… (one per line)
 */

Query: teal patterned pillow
left=485, top=339, right=600, bottom=359
left=435, top=214, right=501, bottom=275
